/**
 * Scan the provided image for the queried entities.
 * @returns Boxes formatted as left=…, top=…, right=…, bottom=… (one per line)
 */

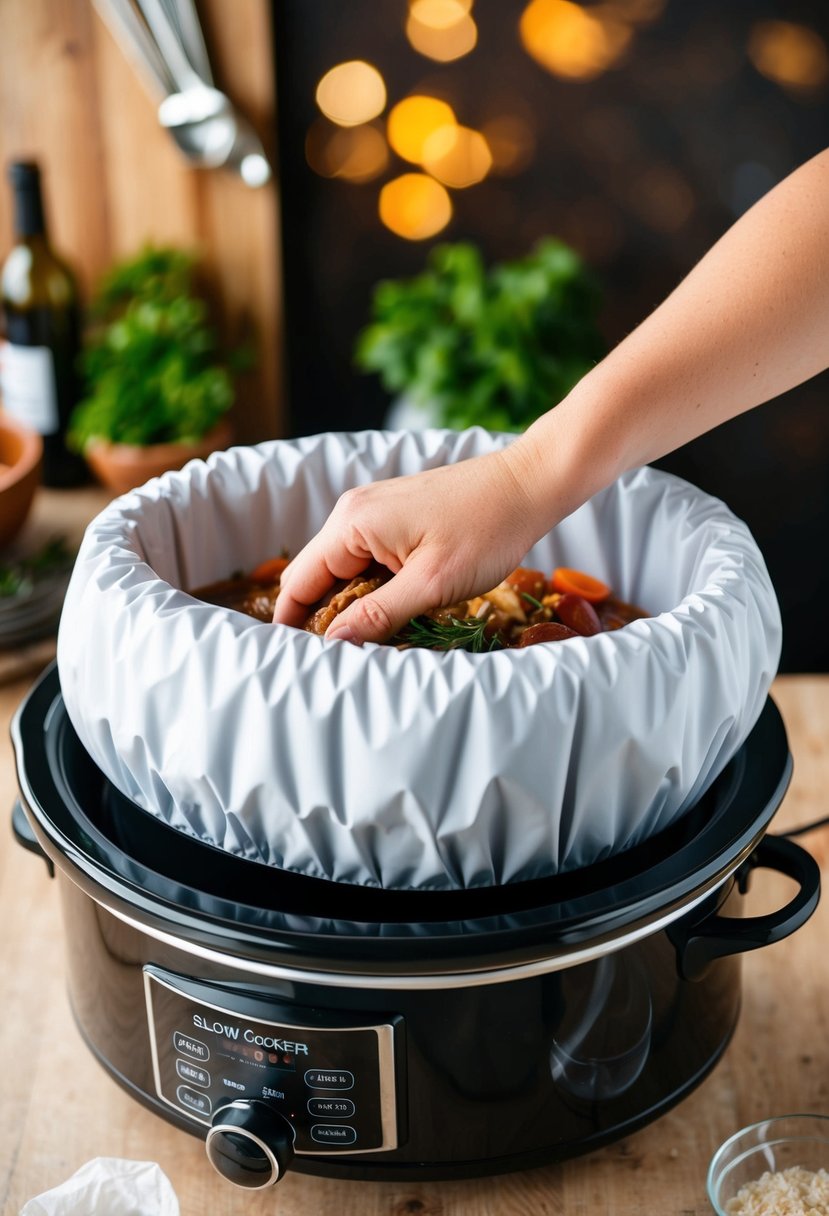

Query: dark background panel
left=273, top=0, right=829, bottom=670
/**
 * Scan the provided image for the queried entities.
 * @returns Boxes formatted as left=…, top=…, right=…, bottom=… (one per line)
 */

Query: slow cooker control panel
left=143, top=967, right=402, bottom=1155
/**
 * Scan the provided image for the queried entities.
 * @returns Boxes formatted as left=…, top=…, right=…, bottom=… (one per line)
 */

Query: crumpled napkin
left=20, top=1157, right=180, bottom=1215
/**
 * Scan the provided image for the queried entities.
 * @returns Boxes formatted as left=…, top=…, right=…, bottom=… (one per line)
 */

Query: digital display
left=215, top=1036, right=297, bottom=1071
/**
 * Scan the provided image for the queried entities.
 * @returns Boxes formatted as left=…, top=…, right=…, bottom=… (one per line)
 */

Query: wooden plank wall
left=0, top=0, right=283, bottom=442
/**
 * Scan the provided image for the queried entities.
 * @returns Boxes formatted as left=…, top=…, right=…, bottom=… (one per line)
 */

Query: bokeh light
left=748, top=21, right=829, bottom=93
left=406, top=6, right=478, bottom=62
left=481, top=114, right=537, bottom=176
left=409, top=0, right=473, bottom=27
left=387, top=95, right=457, bottom=163
left=422, top=124, right=492, bottom=188
left=305, top=120, right=389, bottom=182
left=315, top=61, right=387, bottom=126
left=519, top=0, right=633, bottom=81
left=379, top=173, right=453, bottom=239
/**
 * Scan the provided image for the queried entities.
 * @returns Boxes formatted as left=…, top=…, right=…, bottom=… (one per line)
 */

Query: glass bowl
left=708, top=1114, right=829, bottom=1213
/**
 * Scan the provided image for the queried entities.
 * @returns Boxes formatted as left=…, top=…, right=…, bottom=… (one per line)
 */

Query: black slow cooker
left=11, top=664, right=820, bottom=1188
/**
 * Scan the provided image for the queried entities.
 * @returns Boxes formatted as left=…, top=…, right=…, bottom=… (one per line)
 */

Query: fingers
left=270, top=452, right=540, bottom=646
left=273, top=479, right=417, bottom=631
left=273, top=536, right=372, bottom=629
left=272, top=563, right=332, bottom=629
left=324, top=555, right=440, bottom=645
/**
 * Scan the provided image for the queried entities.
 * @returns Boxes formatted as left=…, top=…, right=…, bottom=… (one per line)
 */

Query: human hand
left=273, top=447, right=541, bottom=644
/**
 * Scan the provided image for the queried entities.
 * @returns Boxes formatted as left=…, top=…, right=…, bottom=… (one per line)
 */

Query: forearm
left=274, top=149, right=829, bottom=645
left=507, top=148, right=829, bottom=532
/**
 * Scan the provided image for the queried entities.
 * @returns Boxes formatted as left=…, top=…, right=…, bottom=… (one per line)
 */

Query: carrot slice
left=550, top=567, right=610, bottom=603
left=250, top=556, right=290, bottom=584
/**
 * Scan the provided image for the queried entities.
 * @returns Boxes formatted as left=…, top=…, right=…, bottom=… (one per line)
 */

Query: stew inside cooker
left=192, top=558, right=649, bottom=652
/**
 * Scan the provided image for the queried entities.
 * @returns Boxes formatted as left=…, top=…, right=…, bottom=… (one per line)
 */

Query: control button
left=177, top=1085, right=213, bottom=1116
left=311, top=1124, right=357, bottom=1146
left=304, top=1069, right=354, bottom=1091
left=307, top=1097, right=355, bottom=1119
left=176, top=1058, right=210, bottom=1088
left=173, top=1031, right=210, bottom=1062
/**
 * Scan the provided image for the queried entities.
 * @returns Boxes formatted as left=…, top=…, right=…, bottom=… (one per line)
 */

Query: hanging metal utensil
left=92, top=0, right=272, bottom=187
left=158, top=0, right=215, bottom=86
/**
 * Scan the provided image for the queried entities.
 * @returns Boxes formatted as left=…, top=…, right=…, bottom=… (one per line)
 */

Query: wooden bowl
left=0, top=413, right=43, bottom=550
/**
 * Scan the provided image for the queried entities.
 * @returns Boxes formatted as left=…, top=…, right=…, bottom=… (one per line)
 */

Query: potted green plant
left=355, top=238, right=604, bottom=432
left=69, top=247, right=241, bottom=495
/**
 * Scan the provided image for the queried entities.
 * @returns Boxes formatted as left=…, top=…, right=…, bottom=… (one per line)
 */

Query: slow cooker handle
left=10, top=799, right=54, bottom=877
left=670, top=834, right=820, bottom=982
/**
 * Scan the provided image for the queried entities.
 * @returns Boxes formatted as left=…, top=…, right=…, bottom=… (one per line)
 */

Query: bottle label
left=0, top=340, right=60, bottom=435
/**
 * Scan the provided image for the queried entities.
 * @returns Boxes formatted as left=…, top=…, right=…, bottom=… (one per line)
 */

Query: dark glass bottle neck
left=11, top=176, right=47, bottom=239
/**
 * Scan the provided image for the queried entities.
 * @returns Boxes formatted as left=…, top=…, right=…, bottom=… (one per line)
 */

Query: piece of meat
left=516, top=621, right=580, bottom=647
left=304, top=575, right=387, bottom=635
left=191, top=576, right=279, bottom=621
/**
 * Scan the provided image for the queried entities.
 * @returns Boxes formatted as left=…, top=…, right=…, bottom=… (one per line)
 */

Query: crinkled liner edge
left=57, top=430, right=782, bottom=890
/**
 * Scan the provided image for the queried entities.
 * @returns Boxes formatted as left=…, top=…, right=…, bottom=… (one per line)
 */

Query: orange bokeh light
left=387, top=96, right=457, bottom=164
left=379, top=173, right=453, bottom=240
left=422, top=125, right=492, bottom=188
left=519, top=0, right=632, bottom=81
left=409, top=0, right=473, bottom=29
left=748, top=20, right=829, bottom=92
left=315, top=60, right=387, bottom=127
left=406, top=10, right=478, bottom=62
left=305, top=120, right=389, bottom=183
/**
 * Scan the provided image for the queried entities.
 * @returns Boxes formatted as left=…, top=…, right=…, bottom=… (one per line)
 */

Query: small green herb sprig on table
left=0, top=536, right=73, bottom=598
left=396, top=614, right=504, bottom=652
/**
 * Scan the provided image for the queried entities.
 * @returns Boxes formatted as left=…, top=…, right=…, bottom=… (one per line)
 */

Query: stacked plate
left=0, top=567, right=73, bottom=650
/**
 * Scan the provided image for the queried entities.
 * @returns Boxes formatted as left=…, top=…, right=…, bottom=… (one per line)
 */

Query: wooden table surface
left=1, top=489, right=828, bottom=1216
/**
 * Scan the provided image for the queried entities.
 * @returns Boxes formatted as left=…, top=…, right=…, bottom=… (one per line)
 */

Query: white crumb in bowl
left=725, top=1166, right=829, bottom=1214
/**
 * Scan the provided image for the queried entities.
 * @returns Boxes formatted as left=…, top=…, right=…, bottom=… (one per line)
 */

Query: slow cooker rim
left=94, top=881, right=726, bottom=990
left=12, top=665, right=793, bottom=983
left=12, top=805, right=757, bottom=987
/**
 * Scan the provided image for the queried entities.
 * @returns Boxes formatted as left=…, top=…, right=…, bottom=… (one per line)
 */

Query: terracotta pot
left=0, top=413, right=43, bottom=550
left=85, top=419, right=234, bottom=496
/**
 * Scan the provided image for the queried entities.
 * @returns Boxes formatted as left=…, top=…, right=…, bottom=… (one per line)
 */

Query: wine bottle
left=0, top=161, right=87, bottom=486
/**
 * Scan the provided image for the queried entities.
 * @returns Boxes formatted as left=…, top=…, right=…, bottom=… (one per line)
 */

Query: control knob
left=206, top=1099, right=295, bottom=1188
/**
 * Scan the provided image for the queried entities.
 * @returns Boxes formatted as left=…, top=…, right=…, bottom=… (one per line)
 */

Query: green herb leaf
left=354, top=237, right=604, bottom=433
left=68, top=245, right=245, bottom=451
left=395, top=614, right=504, bottom=653
left=520, top=591, right=544, bottom=611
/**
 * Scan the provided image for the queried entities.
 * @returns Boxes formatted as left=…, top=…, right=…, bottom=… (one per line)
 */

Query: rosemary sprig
left=521, top=591, right=544, bottom=611
left=396, top=614, right=504, bottom=653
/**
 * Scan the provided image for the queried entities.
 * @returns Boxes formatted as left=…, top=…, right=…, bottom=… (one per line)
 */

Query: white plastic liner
left=57, top=429, right=781, bottom=891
